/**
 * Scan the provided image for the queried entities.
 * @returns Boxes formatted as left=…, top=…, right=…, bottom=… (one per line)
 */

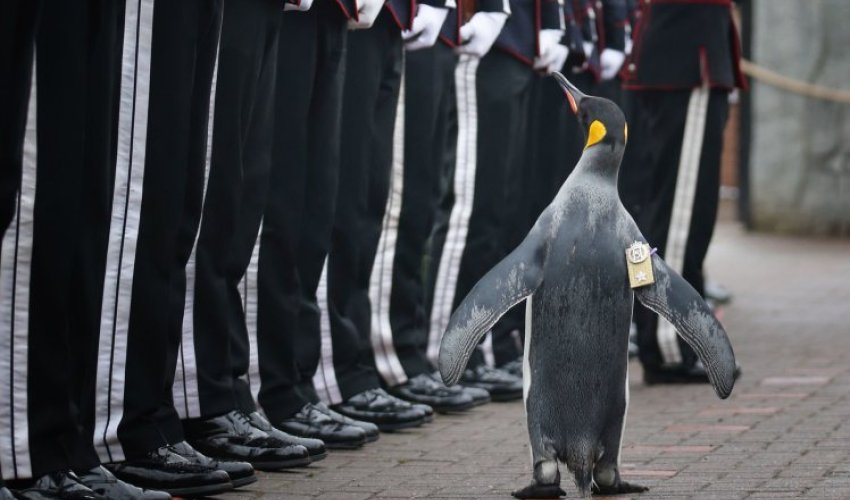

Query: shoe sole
left=164, top=480, right=234, bottom=497
left=308, top=451, right=328, bottom=463
left=433, top=400, right=478, bottom=414
left=324, top=440, right=366, bottom=450
left=469, top=397, right=491, bottom=407
left=489, top=392, right=523, bottom=402
left=250, top=456, right=312, bottom=471
left=231, top=474, right=259, bottom=489
left=375, top=418, right=426, bottom=432
left=365, top=434, right=380, bottom=443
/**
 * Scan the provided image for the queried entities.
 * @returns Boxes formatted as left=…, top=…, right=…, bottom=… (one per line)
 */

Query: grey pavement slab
left=218, top=222, right=850, bottom=499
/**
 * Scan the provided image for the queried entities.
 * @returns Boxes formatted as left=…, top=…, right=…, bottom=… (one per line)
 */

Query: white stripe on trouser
left=94, top=0, right=154, bottom=464
left=312, top=259, right=343, bottom=405
left=174, top=43, right=221, bottom=420
left=240, top=222, right=262, bottom=404
left=368, top=60, right=409, bottom=388
left=0, top=65, right=37, bottom=481
left=523, top=296, right=532, bottom=468
left=426, top=54, right=480, bottom=365
left=656, top=85, right=710, bottom=365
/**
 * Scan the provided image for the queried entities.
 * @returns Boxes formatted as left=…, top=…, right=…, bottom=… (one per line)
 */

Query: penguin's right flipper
left=438, top=217, right=551, bottom=386
left=634, top=255, right=737, bottom=399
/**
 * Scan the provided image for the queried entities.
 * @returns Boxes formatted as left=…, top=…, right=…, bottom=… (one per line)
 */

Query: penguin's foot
left=592, top=480, right=649, bottom=495
left=511, top=482, right=566, bottom=499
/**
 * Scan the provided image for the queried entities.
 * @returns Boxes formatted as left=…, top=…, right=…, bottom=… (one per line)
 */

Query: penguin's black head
left=552, top=72, right=628, bottom=152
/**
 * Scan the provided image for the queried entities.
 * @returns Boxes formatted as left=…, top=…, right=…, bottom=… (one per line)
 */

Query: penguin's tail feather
left=634, top=255, right=738, bottom=399
left=438, top=225, right=549, bottom=386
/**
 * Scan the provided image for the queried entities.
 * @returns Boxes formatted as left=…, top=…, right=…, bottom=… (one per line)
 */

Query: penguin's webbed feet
left=591, top=480, right=649, bottom=495
left=511, top=482, right=566, bottom=499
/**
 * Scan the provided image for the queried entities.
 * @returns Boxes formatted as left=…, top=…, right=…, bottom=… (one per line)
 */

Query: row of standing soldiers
left=0, top=0, right=745, bottom=497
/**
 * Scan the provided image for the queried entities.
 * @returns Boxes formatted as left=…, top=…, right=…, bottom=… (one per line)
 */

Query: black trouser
left=96, top=0, right=222, bottom=460
left=0, top=0, right=120, bottom=478
left=451, top=50, right=534, bottom=369
left=189, top=0, right=280, bottom=418
left=0, top=0, right=40, bottom=238
left=386, top=43, right=458, bottom=380
left=629, top=88, right=729, bottom=370
left=326, top=10, right=403, bottom=400
left=256, top=0, right=348, bottom=422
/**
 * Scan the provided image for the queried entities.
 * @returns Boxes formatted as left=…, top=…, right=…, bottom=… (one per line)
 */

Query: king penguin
left=438, top=73, right=738, bottom=499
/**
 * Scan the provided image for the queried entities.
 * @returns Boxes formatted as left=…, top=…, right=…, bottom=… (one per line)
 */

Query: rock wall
left=749, top=0, right=850, bottom=236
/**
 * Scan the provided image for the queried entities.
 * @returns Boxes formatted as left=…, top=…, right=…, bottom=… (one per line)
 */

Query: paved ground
left=221, top=221, right=850, bottom=499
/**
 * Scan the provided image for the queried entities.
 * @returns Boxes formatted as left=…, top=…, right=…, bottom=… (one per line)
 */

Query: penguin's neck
left=571, top=144, right=623, bottom=186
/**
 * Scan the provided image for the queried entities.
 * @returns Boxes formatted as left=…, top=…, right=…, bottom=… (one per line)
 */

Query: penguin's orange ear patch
left=585, top=120, right=607, bottom=149
left=565, top=91, right=578, bottom=114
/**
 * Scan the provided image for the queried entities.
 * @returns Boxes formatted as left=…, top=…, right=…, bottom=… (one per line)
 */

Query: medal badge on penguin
left=438, top=73, right=738, bottom=499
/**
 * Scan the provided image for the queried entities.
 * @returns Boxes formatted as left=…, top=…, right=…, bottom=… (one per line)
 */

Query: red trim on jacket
left=496, top=45, right=535, bottom=67
left=335, top=0, right=354, bottom=19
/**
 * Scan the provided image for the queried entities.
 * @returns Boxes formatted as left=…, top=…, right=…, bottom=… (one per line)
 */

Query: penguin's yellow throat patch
left=585, top=120, right=607, bottom=149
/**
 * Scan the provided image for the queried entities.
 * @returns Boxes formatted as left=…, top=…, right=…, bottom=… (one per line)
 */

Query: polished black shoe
left=644, top=361, right=742, bottom=386
left=246, top=411, right=327, bottom=463
left=705, top=281, right=733, bottom=305
left=107, top=445, right=232, bottom=497
left=429, top=372, right=491, bottom=407
left=331, top=388, right=427, bottom=431
left=169, top=441, right=256, bottom=488
left=184, top=410, right=310, bottom=471
left=276, top=403, right=368, bottom=449
left=0, top=486, right=14, bottom=500
left=390, top=374, right=476, bottom=413
left=460, top=365, right=523, bottom=402
left=14, top=471, right=103, bottom=500
left=499, top=358, right=523, bottom=379
left=76, top=466, right=171, bottom=500
left=312, top=403, right=380, bottom=443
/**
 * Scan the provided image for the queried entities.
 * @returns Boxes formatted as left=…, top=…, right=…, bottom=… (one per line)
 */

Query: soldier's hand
left=284, top=0, right=314, bottom=12
left=600, top=48, right=625, bottom=80
left=403, top=5, right=449, bottom=51
left=533, top=29, right=568, bottom=74
left=456, top=12, right=508, bottom=58
left=348, top=0, right=385, bottom=29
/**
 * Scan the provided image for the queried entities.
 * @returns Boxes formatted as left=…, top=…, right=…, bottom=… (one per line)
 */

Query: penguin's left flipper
left=634, top=255, right=738, bottom=399
left=438, top=215, right=551, bottom=386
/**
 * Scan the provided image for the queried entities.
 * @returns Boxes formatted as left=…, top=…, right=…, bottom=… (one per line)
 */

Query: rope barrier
left=741, top=59, right=850, bottom=104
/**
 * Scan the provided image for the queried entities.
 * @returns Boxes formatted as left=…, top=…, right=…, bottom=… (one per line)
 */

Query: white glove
left=533, top=29, right=568, bottom=74
left=403, top=5, right=449, bottom=51
left=284, top=0, right=314, bottom=12
left=600, top=48, right=625, bottom=80
left=348, top=0, right=385, bottom=29
left=456, top=12, right=508, bottom=58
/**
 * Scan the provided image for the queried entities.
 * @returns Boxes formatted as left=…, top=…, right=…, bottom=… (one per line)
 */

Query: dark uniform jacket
left=564, top=0, right=627, bottom=78
left=622, top=0, right=747, bottom=90
left=440, top=0, right=514, bottom=47
left=386, top=0, right=416, bottom=30
left=494, top=0, right=563, bottom=66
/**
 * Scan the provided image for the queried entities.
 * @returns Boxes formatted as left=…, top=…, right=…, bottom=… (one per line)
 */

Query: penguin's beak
left=552, top=72, right=584, bottom=115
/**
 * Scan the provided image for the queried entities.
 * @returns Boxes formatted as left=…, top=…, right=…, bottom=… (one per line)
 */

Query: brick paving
left=220, top=221, right=850, bottom=499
